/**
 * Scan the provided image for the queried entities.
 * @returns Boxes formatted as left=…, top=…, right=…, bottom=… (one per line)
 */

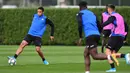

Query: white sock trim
left=107, top=55, right=111, bottom=60
left=85, top=71, right=90, bottom=73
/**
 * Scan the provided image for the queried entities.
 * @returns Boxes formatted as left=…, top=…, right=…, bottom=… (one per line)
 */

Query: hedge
left=0, top=8, right=129, bottom=45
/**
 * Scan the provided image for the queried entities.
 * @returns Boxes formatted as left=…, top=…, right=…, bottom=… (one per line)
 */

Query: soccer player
left=8, top=7, right=54, bottom=65
left=102, top=4, right=130, bottom=72
left=101, top=4, right=114, bottom=53
left=101, top=4, right=129, bottom=53
left=76, top=1, right=117, bottom=73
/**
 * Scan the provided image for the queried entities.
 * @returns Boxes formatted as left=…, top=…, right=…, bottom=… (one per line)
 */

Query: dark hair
left=107, top=4, right=115, bottom=10
left=79, top=1, right=87, bottom=7
left=38, top=7, right=44, bottom=12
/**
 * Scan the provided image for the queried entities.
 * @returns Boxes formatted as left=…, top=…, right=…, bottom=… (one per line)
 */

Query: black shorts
left=24, top=34, right=42, bottom=47
left=106, top=36, right=124, bottom=52
left=86, top=35, right=100, bottom=49
left=102, top=30, right=111, bottom=38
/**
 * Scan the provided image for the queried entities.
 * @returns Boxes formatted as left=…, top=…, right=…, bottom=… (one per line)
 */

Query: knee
left=36, top=47, right=41, bottom=52
left=112, top=51, right=116, bottom=54
left=84, top=51, right=88, bottom=58
left=85, top=61, right=90, bottom=66
left=92, top=56, right=98, bottom=60
left=20, top=41, right=28, bottom=48
left=105, top=49, right=111, bottom=55
left=91, top=53, right=98, bottom=60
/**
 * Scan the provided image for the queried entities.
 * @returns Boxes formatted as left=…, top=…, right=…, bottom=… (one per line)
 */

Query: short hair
left=38, top=7, right=44, bottom=12
left=79, top=1, right=87, bottom=7
left=107, top=4, right=115, bottom=10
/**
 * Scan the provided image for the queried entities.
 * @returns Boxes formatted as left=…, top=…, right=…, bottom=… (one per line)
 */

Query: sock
left=14, top=54, right=18, bottom=59
left=85, top=71, right=90, bottom=73
left=42, top=58, right=45, bottom=61
left=121, top=54, right=125, bottom=58
left=110, top=63, right=115, bottom=69
left=107, top=55, right=111, bottom=60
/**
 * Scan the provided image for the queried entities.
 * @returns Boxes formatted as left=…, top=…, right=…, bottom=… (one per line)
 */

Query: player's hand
left=77, top=38, right=82, bottom=46
left=50, top=36, right=54, bottom=41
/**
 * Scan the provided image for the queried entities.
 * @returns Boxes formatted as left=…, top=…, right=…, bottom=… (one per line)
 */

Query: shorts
left=86, top=35, right=100, bottom=49
left=24, top=34, right=42, bottom=47
left=102, top=30, right=111, bottom=38
left=106, top=36, right=124, bottom=52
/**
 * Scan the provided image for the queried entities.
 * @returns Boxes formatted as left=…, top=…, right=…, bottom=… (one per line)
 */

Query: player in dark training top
left=76, top=1, right=117, bottom=73
left=8, top=7, right=54, bottom=65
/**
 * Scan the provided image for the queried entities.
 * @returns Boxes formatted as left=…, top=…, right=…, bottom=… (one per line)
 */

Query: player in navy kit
left=8, top=7, right=54, bottom=65
left=76, top=1, right=117, bottom=73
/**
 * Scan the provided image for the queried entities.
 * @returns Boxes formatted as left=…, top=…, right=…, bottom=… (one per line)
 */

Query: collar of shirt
left=104, top=11, right=116, bottom=15
left=37, top=14, right=44, bottom=18
left=111, top=11, right=116, bottom=14
left=80, top=8, right=87, bottom=11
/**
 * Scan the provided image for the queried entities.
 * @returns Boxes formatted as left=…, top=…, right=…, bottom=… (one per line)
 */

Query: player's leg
left=84, top=35, right=106, bottom=73
left=8, top=34, right=32, bottom=59
left=111, top=42, right=125, bottom=59
left=89, top=48, right=108, bottom=60
left=86, top=35, right=115, bottom=60
left=101, top=30, right=111, bottom=53
left=34, top=37, right=49, bottom=65
left=114, top=52, right=130, bottom=64
left=105, top=36, right=121, bottom=72
left=86, top=35, right=116, bottom=60
left=114, top=52, right=130, bottom=61
left=112, top=37, right=130, bottom=64
left=84, top=47, right=91, bottom=73
left=101, top=37, right=106, bottom=53
left=123, top=34, right=128, bottom=44
left=85, top=35, right=117, bottom=73
left=35, top=46, right=49, bottom=65
left=105, top=48, right=117, bottom=72
left=88, top=42, right=117, bottom=72
left=14, top=40, right=28, bottom=58
left=87, top=35, right=108, bottom=60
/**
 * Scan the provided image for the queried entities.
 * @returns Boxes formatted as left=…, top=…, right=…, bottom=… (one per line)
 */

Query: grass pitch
left=0, top=45, right=130, bottom=73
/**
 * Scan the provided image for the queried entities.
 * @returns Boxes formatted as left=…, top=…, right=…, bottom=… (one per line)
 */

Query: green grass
left=0, top=45, right=130, bottom=73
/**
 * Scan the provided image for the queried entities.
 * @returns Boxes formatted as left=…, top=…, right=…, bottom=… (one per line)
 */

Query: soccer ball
left=8, top=58, right=16, bottom=66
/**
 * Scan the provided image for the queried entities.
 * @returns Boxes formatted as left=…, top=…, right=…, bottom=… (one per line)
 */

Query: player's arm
left=124, top=21, right=129, bottom=33
left=77, top=13, right=83, bottom=38
left=102, top=16, right=116, bottom=27
left=46, top=18, right=54, bottom=41
left=101, top=15, right=103, bottom=24
left=76, top=13, right=83, bottom=45
left=124, top=21, right=129, bottom=41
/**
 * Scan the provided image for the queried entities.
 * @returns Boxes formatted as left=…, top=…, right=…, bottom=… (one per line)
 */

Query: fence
left=0, top=0, right=130, bottom=8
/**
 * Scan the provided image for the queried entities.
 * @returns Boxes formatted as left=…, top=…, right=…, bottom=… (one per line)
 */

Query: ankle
left=121, top=54, right=125, bottom=58
left=14, top=54, right=18, bottom=59
left=42, top=58, right=45, bottom=61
